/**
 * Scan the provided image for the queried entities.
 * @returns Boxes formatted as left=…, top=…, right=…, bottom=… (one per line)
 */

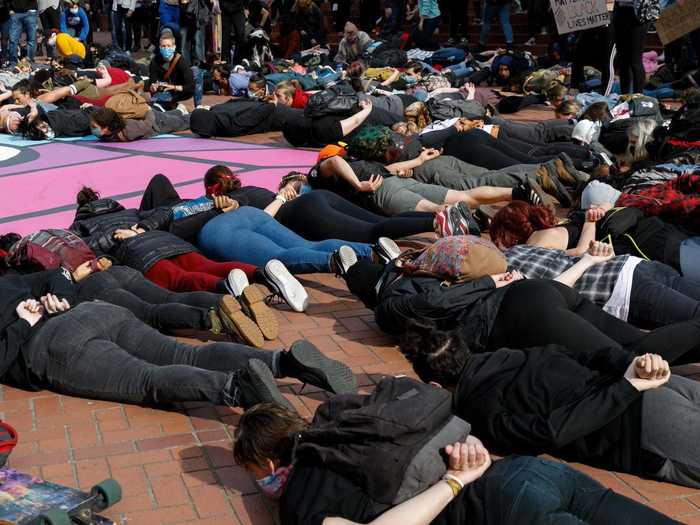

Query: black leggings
left=488, top=279, right=700, bottom=364
left=613, top=5, right=650, bottom=94
left=276, top=190, right=435, bottom=243
left=442, top=130, right=560, bottom=170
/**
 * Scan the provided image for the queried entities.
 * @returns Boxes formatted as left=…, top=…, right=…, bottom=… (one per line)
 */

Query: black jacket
left=0, top=270, right=76, bottom=388
left=189, top=99, right=280, bottom=138
left=148, top=53, right=194, bottom=102
left=375, top=265, right=507, bottom=351
left=116, top=230, right=197, bottom=273
left=454, top=344, right=645, bottom=473
left=9, top=0, right=37, bottom=12
left=70, top=198, right=172, bottom=256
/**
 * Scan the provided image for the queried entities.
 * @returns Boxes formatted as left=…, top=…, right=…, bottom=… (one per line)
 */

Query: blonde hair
left=627, top=118, right=657, bottom=163
left=404, top=101, right=431, bottom=130
left=274, top=80, right=300, bottom=100
left=555, top=100, right=581, bottom=118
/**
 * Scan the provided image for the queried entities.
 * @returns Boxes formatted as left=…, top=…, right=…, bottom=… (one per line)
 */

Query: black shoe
left=226, top=359, right=294, bottom=410
left=512, top=176, right=546, bottom=206
left=374, top=237, right=401, bottom=263
left=455, top=202, right=482, bottom=235
left=280, top=340, right=357, bottom=395
left=330, top=246, right=358, bottom=276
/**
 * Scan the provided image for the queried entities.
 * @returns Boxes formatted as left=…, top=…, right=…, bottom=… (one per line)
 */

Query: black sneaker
left=280, top=340, right=357, bottom=395
left=454, top=202, right=481, bottom=235
left=225, top=359, right=294, bottom=410
left=512, top=177, right=546, bottom=206
left=374, top=237, right=401, bottom=263
left=262, top=259, right=309, bottom=313
left=330, top=246, right=358, bottom=276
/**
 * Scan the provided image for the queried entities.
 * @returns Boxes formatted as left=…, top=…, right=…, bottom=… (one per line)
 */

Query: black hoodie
left=453, top=344, right=647, bottom=474
left=0, top=270, right=76, bottom=389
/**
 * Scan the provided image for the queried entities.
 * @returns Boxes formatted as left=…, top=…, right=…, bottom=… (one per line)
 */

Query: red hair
left=490, top=202, right=557, bottom=249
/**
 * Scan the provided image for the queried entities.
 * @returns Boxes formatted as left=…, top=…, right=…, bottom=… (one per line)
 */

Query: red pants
left=145, top=252, right=256, bottom=292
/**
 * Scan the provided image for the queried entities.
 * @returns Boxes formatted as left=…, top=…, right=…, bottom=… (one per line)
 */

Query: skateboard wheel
left=91, top=479, right=122, bottom=509
left=38, top=509, right=72, bottom=525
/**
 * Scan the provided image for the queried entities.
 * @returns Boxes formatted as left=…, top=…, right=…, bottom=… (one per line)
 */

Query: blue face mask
left=90, top=126, right=102, bottom=137
left=160, top=47, right=175, bottom=61
left=256, top=472, right=285, bottom=500
left=298, top=184, right=312, bottom=195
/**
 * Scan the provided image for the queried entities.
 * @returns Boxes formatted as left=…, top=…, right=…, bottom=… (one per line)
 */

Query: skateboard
left=0, top=468, right=121, bottom=525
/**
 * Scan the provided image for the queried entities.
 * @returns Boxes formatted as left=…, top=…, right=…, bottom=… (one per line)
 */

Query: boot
left=279, top=340, right=357, bottom=395
left=224, top=359, right=294, bottom=410
left=535, top=164, right=573, bottom=207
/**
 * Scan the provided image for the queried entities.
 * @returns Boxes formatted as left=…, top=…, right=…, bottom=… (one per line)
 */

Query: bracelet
left=275, top=195, right=287, bottom=203
left=442, top=476, right=462, bottom=498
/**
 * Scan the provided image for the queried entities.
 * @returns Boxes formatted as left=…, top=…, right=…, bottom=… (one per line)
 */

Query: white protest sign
left=550, top=0, right=610, bottom=35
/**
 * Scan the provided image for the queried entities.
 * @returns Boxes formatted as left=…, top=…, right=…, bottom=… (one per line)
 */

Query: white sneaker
left=263, top=259, right=309, bottom=313
left=225, top=269, right=249, bottom=298
left=176, top=103, right=189, bottom=115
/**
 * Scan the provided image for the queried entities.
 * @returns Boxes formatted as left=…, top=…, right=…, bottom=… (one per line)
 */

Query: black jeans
left=221, top=9, right=246, bottom=64
left=77, top=266, right=220, bottom=332
left=629, top=261, right=700, bottom=329
left=488, top=279, right=700, bottom=364
left=613, top=5, right=650, bottom=94
left=571, top=24, right=616, bottom=94
left=139, top=173, right=184, bottom=211
left=443, top=130, right=559, bottom=170
left=24, top=302, right=277, bottom=405
left=39, top=7, right=60, bottom=57
left=276, top=190, right=435, bottom=243
left=344, top=260, right=385, bottom=308
left=490, top=117, right=574, bottom=144
left=488, top=456, right=680, bottom=524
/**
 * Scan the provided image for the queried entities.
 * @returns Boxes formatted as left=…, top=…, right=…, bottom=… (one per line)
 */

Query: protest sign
left=551, top=0, right=610, bottom=35
left=656, top=0, right=700, bottom=45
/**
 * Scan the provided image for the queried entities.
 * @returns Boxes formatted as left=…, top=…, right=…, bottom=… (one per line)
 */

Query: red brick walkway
left=4, top=271, right=700, bottom=524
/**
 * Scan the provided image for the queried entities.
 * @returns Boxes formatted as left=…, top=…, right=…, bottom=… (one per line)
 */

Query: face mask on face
left=256, top=465, right=293, bottom=500
left=90, top=126, right=103, bottom=138
left=298, top=184, right=312, bottom=195
left=160, top=47, right=175, bottom=61
left=69, top=7, right=79, bottom=14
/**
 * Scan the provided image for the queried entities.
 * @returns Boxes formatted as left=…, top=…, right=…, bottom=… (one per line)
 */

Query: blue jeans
left=492, top=456, right=679, bottom=523
left=629, top=261, right=700, bottom=328
left=8, top=10, right=37, bottom=64
left=180, top=23, right=205, bottom=63
left=197, top=207, right=373, bottom=274
left=680, top=237, right=700, bottom=282
left=479, top=2, right=513, bottom=45
left=111, top=6, right=132, bottom=51
left=192, top=66, right=203, bottom=107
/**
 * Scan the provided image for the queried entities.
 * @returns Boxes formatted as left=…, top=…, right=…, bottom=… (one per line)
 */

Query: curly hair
left=76, top=186, right=100, bottom=207
left=489, top=201, right=557, bottom=249
left=404, top=101, right=431, bottom=131
left=91, top=107, right=126, bottom=135
left=399, top=321, right=471, bottom=387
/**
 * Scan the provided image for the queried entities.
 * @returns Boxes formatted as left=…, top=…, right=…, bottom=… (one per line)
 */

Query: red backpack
left=7, top=229, right=96, bottom=273
left=0, top=421, right=17, bottom=467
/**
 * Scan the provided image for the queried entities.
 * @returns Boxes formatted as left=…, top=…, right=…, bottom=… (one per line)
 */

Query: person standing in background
left=111, top=0, right=134, bottom=50
left=612, top=0, right=658, bottom=93
left=219, top=0, right=245, bottom=65
left=413, top=0, right=441, bottom=49
left=478, top=0, right=513, bottom=51
left=8, top=0, right=38, bottom=65
left=38, top=0, right=60, bottom=56
left=60, top=0, right=90, bottom=42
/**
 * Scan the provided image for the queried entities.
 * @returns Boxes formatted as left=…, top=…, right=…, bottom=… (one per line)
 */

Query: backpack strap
left=163, top=54, right=181, bottom=82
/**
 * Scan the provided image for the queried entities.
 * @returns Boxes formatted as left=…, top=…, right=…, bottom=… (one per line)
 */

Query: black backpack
left=368, top=45, right=408, bottom=68
left=304, top=85, right=359, bottom=118
left=295, top=377, right=470, bottom=505
left=426, top=95, right=486, bottom=121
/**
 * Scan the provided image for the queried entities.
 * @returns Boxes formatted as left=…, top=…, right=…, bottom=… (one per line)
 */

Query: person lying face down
left=232, top=398, right=681, bottom=525
left=400, top=320, right=700, bottom=490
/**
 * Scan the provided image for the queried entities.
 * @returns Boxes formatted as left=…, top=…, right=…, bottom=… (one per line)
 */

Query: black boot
left=224, top=359, right=294, bottom=410
left=279, top=341, right=357, bottom=395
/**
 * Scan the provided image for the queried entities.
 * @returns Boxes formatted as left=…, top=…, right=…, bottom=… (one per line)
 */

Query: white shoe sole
left=226, top=269, right=250, bottom=298
left=264, top=259, right=309, bottom=313
left=377, top=237, right=401, bottom=261
left=337, top=246, right=358, bottom=274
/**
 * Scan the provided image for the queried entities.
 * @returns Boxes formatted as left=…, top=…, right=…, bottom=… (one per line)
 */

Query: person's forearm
left=263, top=197, right=284, bottom=217
left=327, top=479, right=455, bottom=525
left=386, top=157, right=423, bottom=173
left=340, top=107, right=371, bottom=137
left=554, top=258, right=595, bottom=287
left=95, top=75, right=112, bottom=88
left=567, top=221, right=596, bottom=256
